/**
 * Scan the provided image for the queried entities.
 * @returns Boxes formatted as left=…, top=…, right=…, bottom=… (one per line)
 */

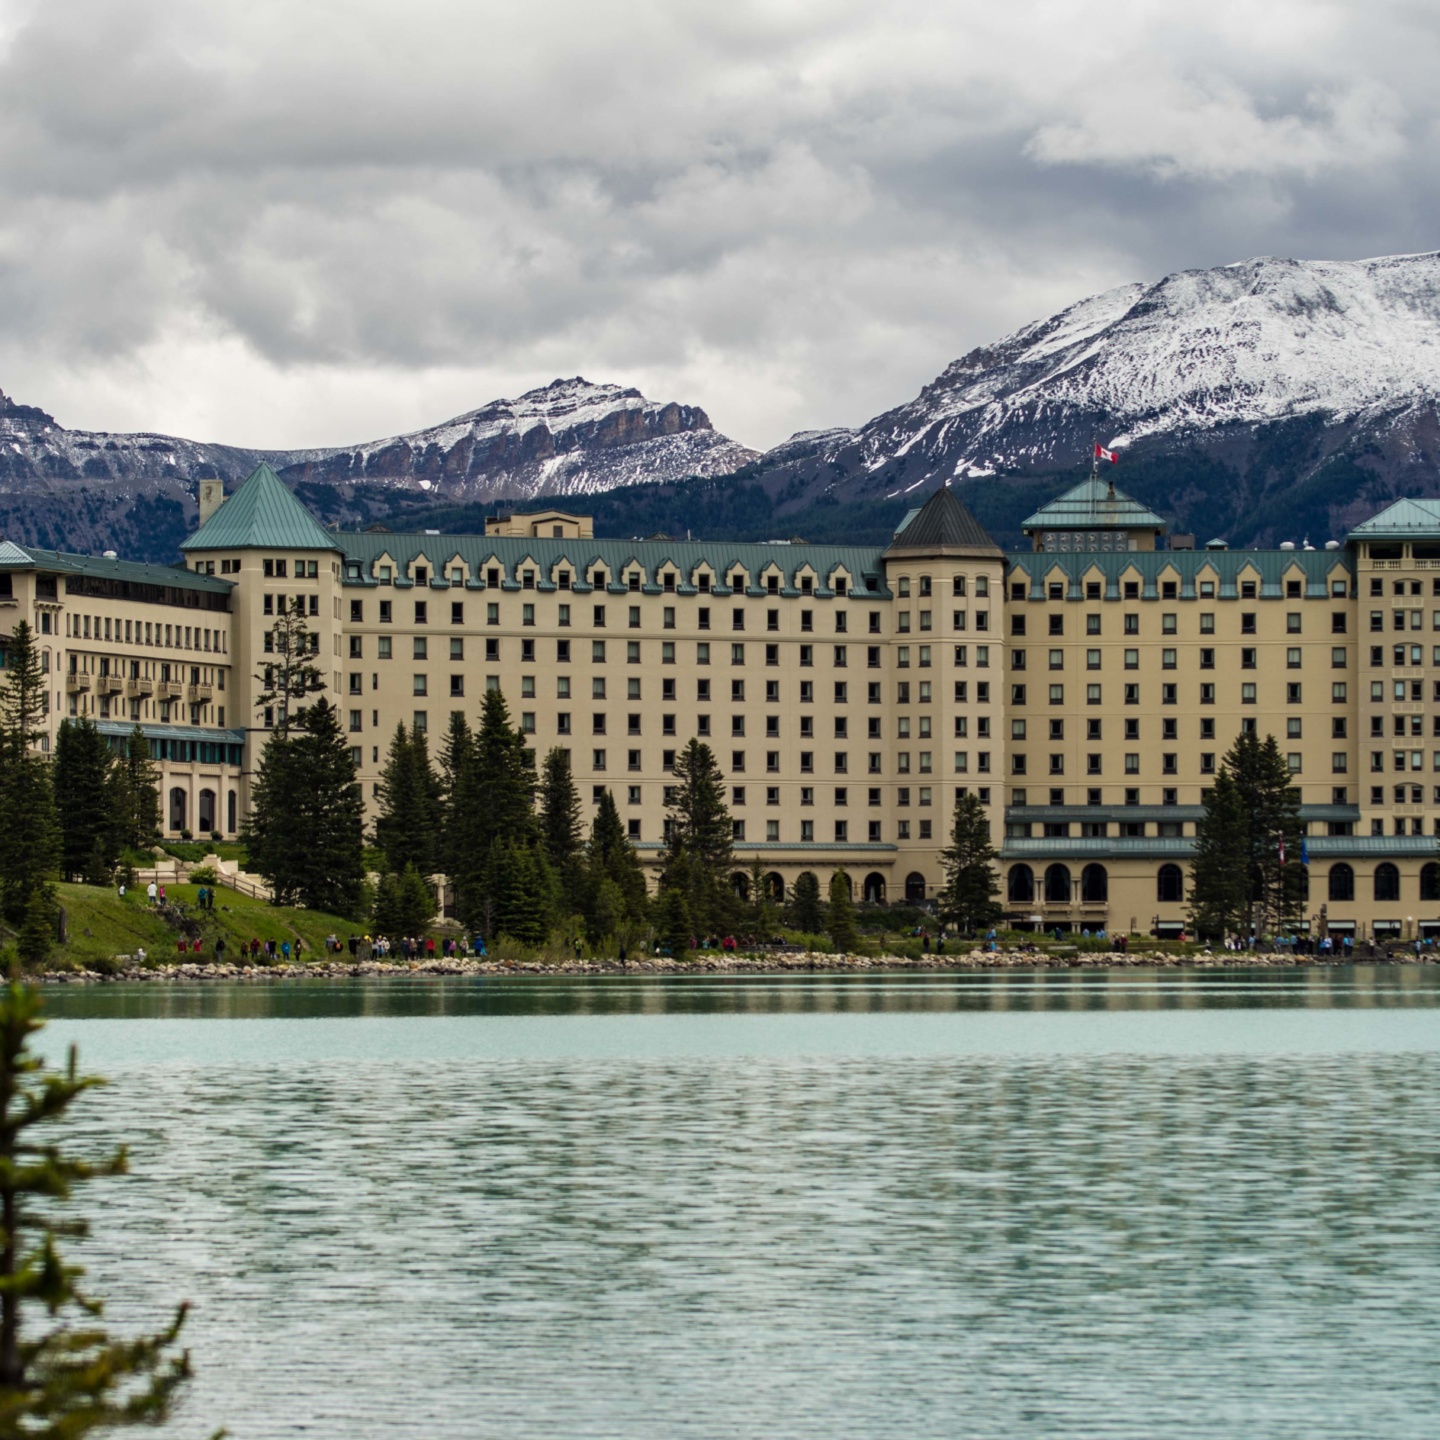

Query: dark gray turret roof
left=884, top=486, right=1003, bottom=557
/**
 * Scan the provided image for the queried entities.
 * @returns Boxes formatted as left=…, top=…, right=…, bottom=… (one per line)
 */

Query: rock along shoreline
left=31, top=949, right=1440, bottom=984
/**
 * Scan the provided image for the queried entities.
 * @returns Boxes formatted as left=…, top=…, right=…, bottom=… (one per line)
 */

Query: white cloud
left=0, top=0, right=1434, bottom=450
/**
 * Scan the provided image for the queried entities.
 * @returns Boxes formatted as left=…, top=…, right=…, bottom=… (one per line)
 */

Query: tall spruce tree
left=374, top=724, right=442, bottom=876
left=539, top=748, right=584, bottom=912
left=254, top=598, right=325, bottom=737
left=451, top=690, right=538, bottom=932
left=827, top=870, right=859, bottom=954
left=581, top=790, right=648, bottom=942
left=0, top=622, right=60, bottom=925
left=288, top=699, right=367, bottom=916
left=53, top=719, right=120, bottom=882
left=436, top=711, right=474, bottom=880
left=660, top=739, right=732, bottom=935
left=247, top=700, right=366, bottom=916
left=938, top=792, right=1003, bottom=934
left=113, top=725, right=160, bottom=851
left=0, top=975, right=198, bottom=1432
left=372, top=864, right=436, bottom=938
left=787, top=871, right=824, bottom=933
left=1188, top=731, right=1306, bottom=939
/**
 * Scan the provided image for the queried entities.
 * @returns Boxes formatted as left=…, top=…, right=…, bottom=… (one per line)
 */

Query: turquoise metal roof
left=95, top=721, right=246, bottom=745
left=180, top=462, right=341, bottom=553
left=0, top=542, right=232, bottom=595
left=1001, top=836, right=1435, bottom=861
left=1346, top=498, right=1440, bottom=540
left=337, top=531, right=893, bottom=597
left=1004, top=546, right=1351, bottom=600
left=1022, top=476, right=1167, bottom=532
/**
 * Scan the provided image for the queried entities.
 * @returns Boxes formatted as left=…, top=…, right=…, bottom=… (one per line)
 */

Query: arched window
left=1328, top=863, right=1354, bottom=903
left=730, top=872, right=750, bottom=900
left=227, top=790, right=238, bottom=834
left=904, top=872, right=926, bottom=901
left=764, top=872, right=785, bottom=902
left=1044, top=864, right=1071, bottom=904
left=862, top=872, right=886, bottom=904
left=1008, top=865, right=1034, bottom=903
left=198, top=789, right=216, bottom=833
left=1157, top=864, right=1184, bottom=903
left=1422, top=863, right=1440, bottom=902
left=168, top=787, right=187, bottom=832
left=1374, top=863, right=1400, bottom=902
left=1080, top=863, right=1108, bottom=904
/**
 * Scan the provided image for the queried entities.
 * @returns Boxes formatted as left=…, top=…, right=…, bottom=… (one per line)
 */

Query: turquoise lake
left=37, top=967, right=1440, bottom=1438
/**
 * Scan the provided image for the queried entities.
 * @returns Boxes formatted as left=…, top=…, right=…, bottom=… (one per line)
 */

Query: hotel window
left=593, top=641, right=606, bottom=661
left=1332, top=647, right=1347, bottom=667
left=593, top=750, right=606, bottom=770
left=629, top=606, right=640, bottom=628
left=1087, top=684, right=1101, bottom=704
left=1242, top=683, right=1257, bottom=703
left=593, top=677, right=607, bottom=698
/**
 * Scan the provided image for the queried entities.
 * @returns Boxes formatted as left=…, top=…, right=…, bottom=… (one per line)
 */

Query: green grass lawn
left=50, top=882, right=386, bottom=969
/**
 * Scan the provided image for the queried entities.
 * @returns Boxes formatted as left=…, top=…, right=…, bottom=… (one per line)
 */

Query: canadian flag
left=1094, top=443, right=1118, bottom=464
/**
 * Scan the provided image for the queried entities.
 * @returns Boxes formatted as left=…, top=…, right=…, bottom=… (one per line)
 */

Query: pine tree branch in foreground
left=0, top=967, right=218, bottom=1436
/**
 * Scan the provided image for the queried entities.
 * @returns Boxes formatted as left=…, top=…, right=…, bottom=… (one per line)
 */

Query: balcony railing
left=156, top=681, right=184, bottom=699
left=187, top=683, right=213, bottom=702
left=96, top=675, right=125, bottom=695
left=126, top=678, right=154, bottom=697
left=65, top=673, right=91, bottom=692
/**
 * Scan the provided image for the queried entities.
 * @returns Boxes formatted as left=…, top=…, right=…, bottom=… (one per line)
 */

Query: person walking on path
left=147, top=880, right=157, bottom=905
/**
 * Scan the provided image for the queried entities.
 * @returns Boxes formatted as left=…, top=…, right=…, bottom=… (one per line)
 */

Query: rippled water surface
left=37, top=968, right=1440, bottom=1438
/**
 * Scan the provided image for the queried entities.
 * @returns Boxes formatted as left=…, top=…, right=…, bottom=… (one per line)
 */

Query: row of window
left=63, top=614, right=228, bottom=652
left=1006, top=863, right=1184, bottom=905
left=359, top=561, right=878, bottom=596
left=1011, top=578, right=1349, bottom=602
left=1013, top=611, right=1345, bottom=637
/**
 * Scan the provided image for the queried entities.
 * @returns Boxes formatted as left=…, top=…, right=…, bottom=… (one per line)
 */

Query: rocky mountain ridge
left=0, top=377, right=756, bottom=557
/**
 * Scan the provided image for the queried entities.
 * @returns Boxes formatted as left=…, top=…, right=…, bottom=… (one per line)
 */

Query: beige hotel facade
left=5, top=462, right=1440, bottom=940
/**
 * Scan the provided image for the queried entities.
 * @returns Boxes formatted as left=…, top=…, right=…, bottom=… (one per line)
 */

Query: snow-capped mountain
left=0, top=378, right=756, bottom=557
left=748, top=253, right=1440, bottom=544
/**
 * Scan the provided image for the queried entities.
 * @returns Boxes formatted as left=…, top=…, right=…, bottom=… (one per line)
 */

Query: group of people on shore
left=333, top=934, right=487, bottom=963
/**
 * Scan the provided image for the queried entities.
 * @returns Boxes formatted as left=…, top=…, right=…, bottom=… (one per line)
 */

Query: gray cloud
left=0, top=0, right=1436, bottom=451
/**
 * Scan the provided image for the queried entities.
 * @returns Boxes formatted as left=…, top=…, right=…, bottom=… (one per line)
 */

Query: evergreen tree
left=482, top=839, right=550, bottom=946
left=16, top=886, right=57, bottom=968
left=827, top=870, right=859, bottom=954
left=0, top=620, right=48, bottom=746
left=0, top=974, right=197, bottom=1431
left=288, top=699, right=367, bottom=917
left=451, top=691, right=537, bottom=931
left=53, top=719, right=120, bottom=882
left=436, top=711, right=474, bottom=880
left=1189, top=731, right=1305, bottom=938
left=938, top=792, right=1003, bottom=934
left=582, top=791, right=648, bottom=940
left=372, top=864, right=435, bottom=937
left=0, top=623, right=60, bottom=926
left=246, top=700, right=366, bottom=917
left=254, top=598, right=325, bottom=737
left=539, top=748, right=584, bottom=912
left=787, top=871, right=824, bottom=933
left=242, top=736, right=306, bottom=907
left=374, top=725, right=442, bottom=876
left=660, top=740, right=732, bottom=934
left=748, top=858, right=778, bottom=936
left=653, top=885, right=692, bottom=957
left=112, top=726, right=160, bottom=851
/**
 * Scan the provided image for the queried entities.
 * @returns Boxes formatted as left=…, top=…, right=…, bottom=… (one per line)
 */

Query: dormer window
left=378, top=565, right=392, bottom=584
left=628, top=572, right=640, bottom=592
left=801, top=576, right=813, bottom=594
left=766, top=575, right=779, bottom=594
left=663, top=572, right=675, bottom=592
left=558, top=570, right=571, bottom=590
left=593, top=569, right=607, bottom=589
left=834, top=577, right=848, bottom=596
left=450, top=568, right=463, bottom=586
left=488, top=567, right=500, bottom=587
left=415, top=566, right=428, bottom=586
left=698, top=574, right=711, bottom=593
left=523, top=570, right=535, bottom=589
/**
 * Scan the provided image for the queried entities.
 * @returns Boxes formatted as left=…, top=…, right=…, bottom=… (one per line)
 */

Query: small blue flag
left=1300, top=839, right=1310, bottom=867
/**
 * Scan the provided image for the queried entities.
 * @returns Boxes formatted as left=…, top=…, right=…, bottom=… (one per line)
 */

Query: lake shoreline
left=30, top=949, right=1439, bottom=983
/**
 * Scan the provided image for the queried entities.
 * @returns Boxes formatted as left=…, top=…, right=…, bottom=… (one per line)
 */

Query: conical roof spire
left=884, top=485, right=1003, bottom=557
left=180, top=462, right=341, bottom=552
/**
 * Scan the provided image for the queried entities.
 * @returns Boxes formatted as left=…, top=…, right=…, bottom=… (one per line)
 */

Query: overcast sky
left=0, top=0, right=1434, bottom=452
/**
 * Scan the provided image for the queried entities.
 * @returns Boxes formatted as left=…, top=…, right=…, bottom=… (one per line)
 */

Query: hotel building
left=4, top=463, right=1440, bottom=940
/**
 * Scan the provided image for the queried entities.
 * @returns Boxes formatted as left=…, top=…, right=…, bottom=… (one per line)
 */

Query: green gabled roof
left=1347, top=498, right=1440, bottom=540
left=180, top=462, right=341, bottom=553
left=0, top=541, right=232, bottom=594
left=337, top=531, right=892, bottom=595
left=1022, top=476, right=1166, bottom=532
